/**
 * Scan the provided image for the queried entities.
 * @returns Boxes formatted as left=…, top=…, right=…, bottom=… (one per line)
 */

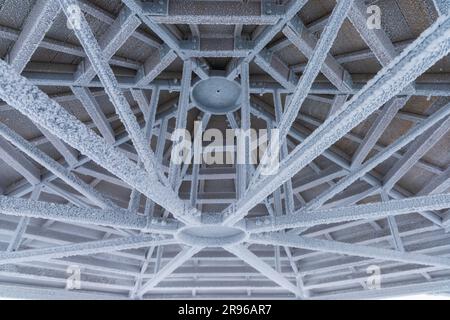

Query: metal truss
left=0, top=0, right=447, bottom=300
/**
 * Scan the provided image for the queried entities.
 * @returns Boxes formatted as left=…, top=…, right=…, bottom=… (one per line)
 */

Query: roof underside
left=0, top=0, right=448, bottom=299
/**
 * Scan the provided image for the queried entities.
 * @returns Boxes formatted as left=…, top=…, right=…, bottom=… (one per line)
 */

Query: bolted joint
left=179, top=37, right=200, bottom=51
left=141, top=0, right=169, bottom=16
left=235, top=36, right=254, bottom=51
left=262, top=0, right=287, bottom=16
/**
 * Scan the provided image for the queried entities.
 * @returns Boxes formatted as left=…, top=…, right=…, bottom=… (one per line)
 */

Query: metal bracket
left=262, top=0, right=287, bottom=16
left=179, top=37, right=200, bottom=51
left=141, top=0, right=169, bottom=16
left=259, top=49, right=274, bottom=64
left=235, top=36, right=254, bottom=51
left=288, top=16, right=304, bottom=35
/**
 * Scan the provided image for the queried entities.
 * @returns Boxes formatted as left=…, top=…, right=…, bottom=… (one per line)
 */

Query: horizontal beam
left=245, top=193, right=450, bottom=233
left=0, top=195, right=180, bottom=234
left=250, top=233, right=450, bottom=269
left=150, top=0, right=283, bottom=25
left=0, top=234, right=176, bottom=265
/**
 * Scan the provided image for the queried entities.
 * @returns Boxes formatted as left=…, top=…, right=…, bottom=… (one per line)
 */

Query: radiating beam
left=7, top=187, right=41, bottom=252
left=138, top=246, right=201, bottom=297
left=123, top=0, right=210, bottom=79
left=283, top=16, right=354, bottom=92
left=245, top=193, right=450, bottom=233
left=434, top=0, right=450, bottom=15
left=250, top=233, right=450, bottom=269
left=8, top=0, right=60, bottom=73
left=37, top=125, right=79, bottom=166
left=59, top=0, right=167, bottom=185
left=0, top=234, right=175, bottom=265
left=307, top=102, right=450, bottom=211
left=0, top=137, right=41, bottom=185
left=0, top=195, right=180, bottom=233
left=226, top=245, right=301, bottom=297
left=383, top=116, right=450, bottom=191
left=74, top=6, right=141, bottom=85
left=252, top=0, right=354, bottom=183
left=314, top=279, right=450, bottom=300
left=227, top=0, right=309, bottom=78
left=223, top=13, right=450, bottom=225
left=135, top=45, right=177, bottom=86
left=0, top=120, right=115, bottom=209
left=351, top=97, right=409, bottom=167
left=71, top=86, right=116, bottom=144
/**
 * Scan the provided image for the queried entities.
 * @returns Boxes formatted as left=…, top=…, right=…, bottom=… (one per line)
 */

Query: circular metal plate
left=191, top=76, right=242, bottom=114
left=176, top=225, right=247, bottom=247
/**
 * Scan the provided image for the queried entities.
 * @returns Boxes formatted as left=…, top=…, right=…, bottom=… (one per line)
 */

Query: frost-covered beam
left=351, top=97, right=409, bottom=167
left=0, top=137, right=41, bottom=185
left=314, top=279, right=450, bottom=300
left=224, top=13, right=450, bottom=225
left=0, top=234, right=175, bottom=266
left=307, top=102, right=450, bottom=211
left=60, top=0, right=179, bottom=194
left=250, top=233, right=450, bottom=269
left=0, top=120, right=115, bottom=209
left=348, top=1, right=398, bottom=67
left=0, top=283, right=122, bottom=300
left=8, top=0, right=60, bottom=73
left=0, top=195, right=180, bottom=233
left=254, top=50, right=297, bottom=91
left=252, top=0, right=354, bottom=184
left=135, top=45, right=177, bottom=86
left=138, top=246, right=201, bottom=297
left=383, top=116, right=450, bottom=191
left=7, top=187, right=41, bottom=252
left=71, top=86, right=116, bottom=144
left=434, top=0, right=450, bottom=15
left=0, top=59, right=200, bottom=225
left=245, top=193, right=450, bottom=233
left=226, top=245, right=301, bottom=297
left=123, top=0, right=210, bottom=79
left=20, top=70, right=450, bottom=97
left=419, top=166, right=450, bottom=197
left=226, top=0, right=308, bottom=78
left=237, top=63, right=251, bottom=199
left=74, top=6, right=141, bottom=85
left=168, top=61, right=192, bottom=188
left=149, top=0, right=283, bottom=25
left=283, top=16, right=354, bottom=92
left=37, top=125, right=79, bottom=167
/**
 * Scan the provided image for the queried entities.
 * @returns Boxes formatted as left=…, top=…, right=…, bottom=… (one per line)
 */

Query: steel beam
left=224, top=13, right=450, bottom=225
left=253, top=0, right=354, bottom=183
left=8, top=0, right=60, bottom=73
left=0, top=195, right=180, bottom=233
left=0, top=234, right=175, bottom=265
left=226, top=245, right=301, bottom=297
left=74, top=6, right=141, bottom=85
left=0, top=58, right=200, bottom=225
left=250, top=233, right=450, bottom=269
left=245, top=193, right=450, bottom=233
left=71, top=86, right=116, bottom=144
left=138, top=246, right=202, bottom=297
